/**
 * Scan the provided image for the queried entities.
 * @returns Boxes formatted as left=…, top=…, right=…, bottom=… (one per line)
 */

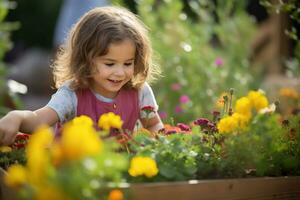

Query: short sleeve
left=138, top=82, right=159, bottom=118
left=46, top=84, right=77, bottom=123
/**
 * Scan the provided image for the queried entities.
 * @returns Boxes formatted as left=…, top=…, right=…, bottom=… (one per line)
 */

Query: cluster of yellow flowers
left=217, top=90, right=269, bottom=134
left=4, top=115, right=103, bottom=199
left=5, top=126, right=68, bottom=199
left=98, top=112, right=123, bottom=131
left=128, top=156, right=159, bottom=178
left=4, top=113, right=158, bottom=199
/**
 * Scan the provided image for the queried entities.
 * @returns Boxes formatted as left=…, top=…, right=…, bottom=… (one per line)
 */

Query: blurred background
left=0, top=0, right=299, bottom=123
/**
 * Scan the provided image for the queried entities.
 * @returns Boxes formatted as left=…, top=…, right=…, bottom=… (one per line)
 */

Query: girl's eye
left=124, top=63, right=133, bottom=66
left=105, top=63, right=114, bottom=67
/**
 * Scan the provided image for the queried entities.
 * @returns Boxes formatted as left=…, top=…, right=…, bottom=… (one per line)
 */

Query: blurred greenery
left=115, top=0, right=262, bottom=123
left=0, top=0, right=21, bottom=116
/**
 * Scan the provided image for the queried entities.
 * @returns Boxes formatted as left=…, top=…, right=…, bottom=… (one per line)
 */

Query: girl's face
left=91, top=39, right=135, bottom=98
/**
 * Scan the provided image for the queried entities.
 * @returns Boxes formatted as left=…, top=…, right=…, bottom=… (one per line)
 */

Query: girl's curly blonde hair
left=52, top=6, right=160, bottom=90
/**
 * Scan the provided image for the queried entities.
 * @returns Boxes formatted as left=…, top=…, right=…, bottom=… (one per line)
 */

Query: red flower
left=15, top=133, right=30, bottom=141
left=10, top=133, right=30, bottom=149
left=176, top=123, right=191, bottom=132
left=141, top=106, right=155, bottom=112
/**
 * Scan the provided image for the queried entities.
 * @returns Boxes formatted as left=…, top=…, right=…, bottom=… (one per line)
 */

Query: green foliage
left=0, top=0, right=21, bottom=116
left=129, top=132, right=201, bottom=181
left=128, top=113, right=300, bottom=182
left=131, top=0, right=260, bottom=123
left=0, top=149, right=26, bottom=169
left=51, top=141, right=128, bottom=200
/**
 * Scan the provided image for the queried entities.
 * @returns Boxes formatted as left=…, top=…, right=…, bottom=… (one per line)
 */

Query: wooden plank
left=1, top=167, right=300, bottom=200
left=130, top=177, right=300, bottom=200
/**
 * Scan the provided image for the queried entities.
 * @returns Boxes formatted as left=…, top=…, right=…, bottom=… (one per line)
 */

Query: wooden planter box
left=130, top=177, right=300, bottom=200
left=1, top=168, right=300, bottom=200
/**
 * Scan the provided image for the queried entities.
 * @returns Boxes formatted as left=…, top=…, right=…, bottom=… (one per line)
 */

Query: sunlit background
left=1, top=0, right=299, bottom=123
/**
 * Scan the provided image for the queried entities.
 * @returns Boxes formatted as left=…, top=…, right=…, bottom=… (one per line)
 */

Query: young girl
left=0, top=6, right=164, bottom=145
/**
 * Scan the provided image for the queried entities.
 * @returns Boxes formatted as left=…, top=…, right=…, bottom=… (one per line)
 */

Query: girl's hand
left=0, top=111, right=22, bottom=146
left=140, top=113, right=164, bottom=133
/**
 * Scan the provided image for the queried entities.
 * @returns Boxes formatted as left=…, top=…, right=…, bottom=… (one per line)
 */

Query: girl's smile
left=91, top=39, right=136, bottom=98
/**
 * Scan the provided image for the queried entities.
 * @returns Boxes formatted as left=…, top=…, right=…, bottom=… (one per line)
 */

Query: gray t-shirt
left=46, top=82, right=159, bottom=123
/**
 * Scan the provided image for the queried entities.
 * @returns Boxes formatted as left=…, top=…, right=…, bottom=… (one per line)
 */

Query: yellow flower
left=232, top=113, right=249, bottom=129
left=234, top=97, right=252, bottom=118
left=50, top=143, right=63, bottom=166
left=0, top=146, right=12, bottom=153
left=217, top=116, right=238, bottom=134
left=98, top=112, right=123, bottom=131
left=128, top=156, right=159, bottom=178
left=72, top=115, right=94, bottom=127
left=26, top=126, right=54, bottom=184
left=60, top=120, right=102, bottom=161
left=36, top=185, right=67, bottom=200
left=108, top=189, right=123, bottom=200
left=279, top=88, right=299, bottom=99
left=247, top=90, right=269, bottom=112
left=4, top=164, right=27, bottom=187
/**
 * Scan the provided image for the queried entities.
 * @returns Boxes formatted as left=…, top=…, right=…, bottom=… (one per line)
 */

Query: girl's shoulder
left=59, top=81, right=75, bottom=92
left=139, top=82, right=153, bottom=95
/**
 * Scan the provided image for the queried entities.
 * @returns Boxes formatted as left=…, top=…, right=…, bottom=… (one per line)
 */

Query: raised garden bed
left=1, top=167, right=300, bottom=200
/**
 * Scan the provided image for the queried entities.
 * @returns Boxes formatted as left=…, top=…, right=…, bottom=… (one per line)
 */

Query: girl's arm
left=140, top=113, right=164, bottom=132
left=0, top=107, right=59, bottom=145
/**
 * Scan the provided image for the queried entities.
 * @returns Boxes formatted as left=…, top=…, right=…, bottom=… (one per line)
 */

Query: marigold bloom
left=235, top=97, right=252, bottom=117
left=217, top=116, right=238, bottom=134
left=108, top=189, right=123, bottom=200
left=164, top=124, right=181, bottom=134
left=61, top=121, right=102, bottom=161
left=72, top=115, right=94, bottom=126
left=98, top=112, right=123, bottom=131
left=51, top=143, right=63, bottom=166
left=5, top=164, right=27, bottom=187
left=279, top=88, right=299, bottom=99
left=128, top=156, right=159, bottom=178
left=26, top=126, right=54, bottom=184
left=232, top=113, right=249, bottom=129
left=36, top=185, right=67, bottom=200
left=247, top=90, right=269, bottom=112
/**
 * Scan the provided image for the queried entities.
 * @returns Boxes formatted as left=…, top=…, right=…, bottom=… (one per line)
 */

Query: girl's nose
left=114, top=66, right=125, bottom=76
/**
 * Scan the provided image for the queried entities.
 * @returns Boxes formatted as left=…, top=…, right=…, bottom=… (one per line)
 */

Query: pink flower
left=171, top=83, right=182, bottom=91
left=179, top=95, right=190, bottom=104
left=215, top=57, right=224, bottom=67
left=158, top=111, right=167, bottom=119
left=175, top=105, right=183, bottom=113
